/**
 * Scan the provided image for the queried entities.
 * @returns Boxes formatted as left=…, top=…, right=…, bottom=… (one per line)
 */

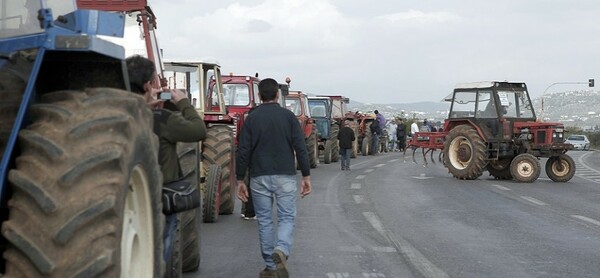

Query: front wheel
left=510, top=153, right=540, bottom=183
left=545, top=154, right=576, bottom=182
left=323, top=140, right=333, bottom=164
left=487, top=158, right=513, bottom=180
left=202, top=164, right=221, bottom=223
left=307, top=127, right=318, bottom=168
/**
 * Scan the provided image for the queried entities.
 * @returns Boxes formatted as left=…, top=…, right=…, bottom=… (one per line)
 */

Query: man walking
left=337, top=120, right=355, bottom=170
left=236, top=78, right=312, bottom=278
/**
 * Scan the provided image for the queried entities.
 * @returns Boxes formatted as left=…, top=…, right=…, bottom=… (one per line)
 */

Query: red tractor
left=284, top=91, right=319, bottom=168
left=408, top=81, right=575, bottom=183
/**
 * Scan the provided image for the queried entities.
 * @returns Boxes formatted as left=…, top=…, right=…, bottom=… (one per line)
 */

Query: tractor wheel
left=203, top=125, right=235, bottom=215
left=487, top=158, right=513, bottom=180
left=308, top=127, right=318, bottom=168
left=323, top=140, right=332, bottom=164
left=180, top=209, right=200, bottom=272
left=330, top=124, right=340, bottom=162
left=351, top=138, right=358, bottom=158
left=510, top=153, right=540, bottom=183
left=545, top=154, right=576, bottom=182
left=2, top=89, right=163, bottom=277
left=0, top=69, right=26, bottom=156
left=380, top=136, right=389, bottom=153
left=443, top=125, right=487, bottom=180
left=361, top=137, right=370, bottom=156
left=202, top=164, right=221, bottom=223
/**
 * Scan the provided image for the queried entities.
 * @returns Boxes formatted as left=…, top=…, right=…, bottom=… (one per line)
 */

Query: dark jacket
left=236, top=103, right=310, bottom=180
left=370, top=120, right=382, bottom=135
left=396, top=123, right=406, bottom=138
left=155, top=98, right=207, bottom=183
left=337, top=126, right=355, bottom=149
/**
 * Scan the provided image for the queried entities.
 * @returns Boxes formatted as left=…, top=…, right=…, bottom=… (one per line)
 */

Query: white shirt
left=410, top=122, right=419, bottom=134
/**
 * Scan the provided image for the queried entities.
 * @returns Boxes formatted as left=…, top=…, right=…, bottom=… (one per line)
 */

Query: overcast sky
left=150, top=0, right=599, bottom=104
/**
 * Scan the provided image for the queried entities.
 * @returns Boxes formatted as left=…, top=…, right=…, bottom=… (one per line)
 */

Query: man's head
left=126, top=55, right=156, bottom=95
left=258, top=78, right=279, bottom=102
left=374, top=110, right=379, bottom=114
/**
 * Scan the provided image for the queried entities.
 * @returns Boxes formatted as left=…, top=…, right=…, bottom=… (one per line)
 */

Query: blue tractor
left=0, top=1, right=166, bottom=276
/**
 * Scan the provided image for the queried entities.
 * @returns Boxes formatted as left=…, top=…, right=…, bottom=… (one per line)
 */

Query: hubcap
left=121, top=165, right=154, bottom=278
left=516, top=160, right=534, bottom=177
left=449, top=136, right=472, bottom=170
left=552, top=159, right=570, bottom=176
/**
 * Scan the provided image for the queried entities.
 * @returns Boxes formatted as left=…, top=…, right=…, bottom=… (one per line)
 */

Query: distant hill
left=347, top=90, right=600, bottom=130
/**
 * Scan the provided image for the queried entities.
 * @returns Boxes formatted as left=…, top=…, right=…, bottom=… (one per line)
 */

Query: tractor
left=407, top=81, right=575, bottom=183
left=284, top=91, right=319, bottom=168
left=354, top=112, right=378, bottom=156
left=307, top=95, right=350, bottom=164
left=0, top=0, right=174, bottom=276
left=162, top=61, right=236, bottom=225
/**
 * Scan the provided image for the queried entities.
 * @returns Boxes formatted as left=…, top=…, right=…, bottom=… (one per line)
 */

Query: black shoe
left=259, top=267, right=277, bottom=278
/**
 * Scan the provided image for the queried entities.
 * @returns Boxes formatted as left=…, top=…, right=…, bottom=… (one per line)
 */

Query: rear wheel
left=2, top=89, right=163, bottom=277
left=203, top=125, right=235, bottom=215
left=487, top=158, right=513, bottom=180
left=510, top=153, right=540, bottom=183
left=443, top=125, right=487, bottom=180
left=0, top=69, right=26, bottom=157
left=545, top=154, right=575, bottom=182
left=361, top=137, right=370, bottom=156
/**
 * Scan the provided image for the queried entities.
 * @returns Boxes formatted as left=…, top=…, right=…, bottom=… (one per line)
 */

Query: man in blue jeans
left=236, top=78, right=312, bottom=278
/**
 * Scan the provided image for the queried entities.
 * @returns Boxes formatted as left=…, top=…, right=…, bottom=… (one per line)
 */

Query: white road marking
left=571, top=215, right=600, bottom=226
left=327, top=273, right=350, bottom=278
left=520, top=196, right=547, bottom=206
left=364, top=169, right=374, bottom=173
left=362, top=273, right=386, bottom=278
left=356, top=175, right=366, bottom=180
left=490, top=184, right=512, bottom=191
left=374, top=164, right=386, bottom=168
left=339, top=245, right=366, bottom=252
left=363, top=212, right=386, bottom=234
left=371, top=246, right=397, bottom=252
left=353, top=195, right=365, bottom=204
left=388, top=159, right=399, bottom=162
left=351, top=183, right=362, bottom=189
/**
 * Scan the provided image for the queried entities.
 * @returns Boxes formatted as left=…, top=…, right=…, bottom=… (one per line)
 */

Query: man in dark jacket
left=370, top=119, right=382, bottom=155
left=337, top=120, right=355, bottom=170
left=396, top=118, right=406, bottom=152
left=236, top=78, right=312, bottom=278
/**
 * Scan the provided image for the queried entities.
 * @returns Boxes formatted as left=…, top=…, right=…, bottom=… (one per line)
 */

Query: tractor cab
left=447, top=82, right=536, bottom=140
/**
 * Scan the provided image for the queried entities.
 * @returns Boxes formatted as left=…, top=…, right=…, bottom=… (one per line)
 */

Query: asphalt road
left=187, top=150, right=600, bottom=278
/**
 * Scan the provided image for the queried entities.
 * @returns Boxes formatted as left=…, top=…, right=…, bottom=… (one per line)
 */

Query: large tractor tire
left=202, top=164, right=221, bottom=223
left=487, top=158, right=513, bottom=180
left=180, top=209, right=200, bottom=272
left=329, top=124, right=340, bottom=162
left=164, top=214, right=182, bottom=278
left=443, top=125, right=487, bottom=180
left=307, top=127, right=318, bottom=168
left=2, top=89, right=163, bottom=277
left=323, top=140, right=333, bottom=164
left=203, top=125, right=235, bottom=215
left=545, top=154, right=576, bottom=182
left=510, top=153, right=540, bottom=183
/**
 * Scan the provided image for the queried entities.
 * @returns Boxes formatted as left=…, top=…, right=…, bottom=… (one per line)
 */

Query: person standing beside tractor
left=374, top=109, right=386, bottom=128
left=370, top=118, right=382, bottom=155
left=236, top=78, right=313, bottom=278
left=126, top=55, right=207, bottom=276
left=387, top=119, right=398, bottom=151
left=410, top=119, right=419, bottom=137
left=396, top=118, right=407, bottom=152
left=338, top=120, right=356, bottom=170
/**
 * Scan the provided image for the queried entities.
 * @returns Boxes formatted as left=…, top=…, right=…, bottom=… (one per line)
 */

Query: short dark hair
left=374, top=110, right=379, bottom=114
left=258, top=78, right=279, bottom=102
left=126, top=55, right=155, bottom=95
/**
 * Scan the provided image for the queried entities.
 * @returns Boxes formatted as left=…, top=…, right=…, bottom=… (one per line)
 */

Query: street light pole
left=540, top=81, right=591, bottom=121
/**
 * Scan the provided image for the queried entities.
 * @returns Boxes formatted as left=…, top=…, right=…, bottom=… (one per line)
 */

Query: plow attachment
left=403, top=132, right=446, bottom=166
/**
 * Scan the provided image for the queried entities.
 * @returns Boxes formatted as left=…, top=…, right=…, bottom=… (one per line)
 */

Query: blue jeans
left=340, top=148, right=351, bottom=169
left=250, top=175, right=298, bottom=269
left=371, top=133, right=379, bottom=154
